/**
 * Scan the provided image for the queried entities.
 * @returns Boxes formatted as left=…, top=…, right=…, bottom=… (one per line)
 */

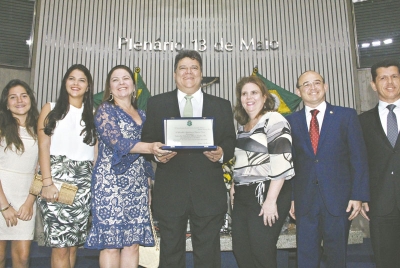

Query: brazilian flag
left=134, top=67, right=151, bottom=111
left=93, top=67, right=151, bottom=111
left=252, top=67, right=301, bottom=115
left=93, top=90, right=104, bottom=109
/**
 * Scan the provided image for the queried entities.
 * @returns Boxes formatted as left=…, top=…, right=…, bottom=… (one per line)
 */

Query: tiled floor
left=4, top=239, right=376, bottom=268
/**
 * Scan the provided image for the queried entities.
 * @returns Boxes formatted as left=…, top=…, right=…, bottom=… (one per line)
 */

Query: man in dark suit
left=286, top=70, right=370, bottom=268
left=141, top=50, right=236, bottom=268
left=359, top=59, right=400, bottom=268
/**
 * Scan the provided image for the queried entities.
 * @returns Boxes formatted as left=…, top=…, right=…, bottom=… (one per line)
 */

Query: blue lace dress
left=85, top=102, right=155, bottom=249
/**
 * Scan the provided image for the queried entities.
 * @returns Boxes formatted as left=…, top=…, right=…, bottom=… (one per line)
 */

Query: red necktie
left=309, top=109, right=320, bottom=154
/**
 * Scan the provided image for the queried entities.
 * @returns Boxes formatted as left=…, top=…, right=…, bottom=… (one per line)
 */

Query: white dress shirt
left=378, top=99, right=400, bottom=135
left=305, top=101, right=327, bottom=132
left=177, top=88, right=203, bottom=117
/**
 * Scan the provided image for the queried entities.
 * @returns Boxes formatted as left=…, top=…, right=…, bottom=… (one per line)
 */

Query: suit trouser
left=296, top=189, right=351, bottom=268
left=157, top=204, right=225, bottom=268
left=370, top=207, right=400, bottom=268
left=232, top=180, right=291, bottom=268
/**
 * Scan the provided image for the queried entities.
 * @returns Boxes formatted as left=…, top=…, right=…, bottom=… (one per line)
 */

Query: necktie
left=309, top=109, right=320, bottom=154
left=183, top=95, right=193, bottom=117
left=387, top=104, right=398, bottom=147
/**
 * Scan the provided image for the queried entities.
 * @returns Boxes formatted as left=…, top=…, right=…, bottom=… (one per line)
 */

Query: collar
left=378, top=99, right=400, bottom=112
left=305, top=101, right=327, bottom=115
left=177, top=88, right=203, bottom=103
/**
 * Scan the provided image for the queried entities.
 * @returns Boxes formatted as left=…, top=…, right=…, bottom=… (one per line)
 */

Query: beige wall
left=0, top=67, right=31, bottom=92
left=32, top=0, right=358, bottom=109
left=358, top=68, right=379, bottom=113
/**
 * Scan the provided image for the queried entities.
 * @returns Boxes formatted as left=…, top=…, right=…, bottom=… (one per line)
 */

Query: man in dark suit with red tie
left=141, top=50, right=236, bottom=268
left=286, top=70, right=370, bottom=268
left=359, top=59, right=400, bottom=268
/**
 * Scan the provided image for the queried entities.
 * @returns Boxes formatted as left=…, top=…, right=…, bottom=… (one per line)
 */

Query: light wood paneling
left=33, top=0, right=357, bottom=110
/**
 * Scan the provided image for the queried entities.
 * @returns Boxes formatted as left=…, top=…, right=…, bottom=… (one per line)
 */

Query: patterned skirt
left=38, top=155, right=93, bottom=247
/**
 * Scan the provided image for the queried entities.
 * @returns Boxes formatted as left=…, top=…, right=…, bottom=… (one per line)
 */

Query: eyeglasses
left=300, top=80, right=323, bottom=90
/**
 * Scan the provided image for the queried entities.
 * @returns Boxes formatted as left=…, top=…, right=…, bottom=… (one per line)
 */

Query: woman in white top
left=37, top=64, right=96, bottom=268
left=0, top=79, right=39, bottom=268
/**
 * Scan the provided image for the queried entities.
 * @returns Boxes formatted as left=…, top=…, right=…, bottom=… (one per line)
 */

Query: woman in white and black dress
left=231, top=76, right=295, bottom=268
left=37, top=64, right=96, bottom=268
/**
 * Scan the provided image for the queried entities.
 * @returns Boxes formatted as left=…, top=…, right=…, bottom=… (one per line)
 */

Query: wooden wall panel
left=33, top=0, right=357, bottom=110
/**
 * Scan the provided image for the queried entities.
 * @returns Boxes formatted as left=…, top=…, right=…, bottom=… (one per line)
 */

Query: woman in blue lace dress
left=85, top=65, right=168, bottom=268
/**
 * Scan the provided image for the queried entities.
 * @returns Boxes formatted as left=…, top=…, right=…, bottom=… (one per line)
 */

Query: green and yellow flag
left=252, top=67, right=301, bottom=115
left=134, top=67, right=151, bottom=111
left=93, top=90, right=104, bottom=109
left=93, top=67, right=151, bottom=110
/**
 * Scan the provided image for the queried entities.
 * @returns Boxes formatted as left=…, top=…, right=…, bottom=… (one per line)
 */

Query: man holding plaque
left=142, top=50, right=236, bottom=268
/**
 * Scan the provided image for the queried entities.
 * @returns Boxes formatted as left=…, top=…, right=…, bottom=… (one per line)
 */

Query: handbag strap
left=148, top=208, right=159, bottom=249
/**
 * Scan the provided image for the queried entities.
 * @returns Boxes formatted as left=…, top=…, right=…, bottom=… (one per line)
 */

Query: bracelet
left=0, top=203, right=11, bottom=212
left=42, top=176, right=52, bottom=180
left=42, top=182, right=54, bottom=188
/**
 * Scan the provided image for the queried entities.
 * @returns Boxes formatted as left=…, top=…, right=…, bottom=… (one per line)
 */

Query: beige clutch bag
left=29, top=173, right=78, bottom=205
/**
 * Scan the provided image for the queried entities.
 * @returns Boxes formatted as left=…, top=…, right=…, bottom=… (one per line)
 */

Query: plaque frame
left=162, top=117, right=217, bottom=150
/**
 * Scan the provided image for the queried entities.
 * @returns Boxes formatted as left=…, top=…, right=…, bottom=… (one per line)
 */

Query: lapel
left=298, top=103, right=334, bottom=155
left=202, top=92, right=212, bottom=117
left=297, top=108, right=314, bottom=155
left=170, top=89, right=181, bottom=117
left=317, top=102, right=335, bottom=150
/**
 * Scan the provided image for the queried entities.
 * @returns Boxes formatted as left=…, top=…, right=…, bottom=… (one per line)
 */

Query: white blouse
left=49, top=103, right=94, bottom=161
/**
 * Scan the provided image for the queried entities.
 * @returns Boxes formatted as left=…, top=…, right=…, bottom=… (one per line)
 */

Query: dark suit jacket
left=359, top=105, right=400, bottom=216
left=141, top=89, right=236, bottom=218
left=286, top=103, right=369, bottom=217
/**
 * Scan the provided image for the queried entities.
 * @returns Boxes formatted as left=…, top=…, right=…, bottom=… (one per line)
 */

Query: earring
left=109, top=93, right=114, bottom=101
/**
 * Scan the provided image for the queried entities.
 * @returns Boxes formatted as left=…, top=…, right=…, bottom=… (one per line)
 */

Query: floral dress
left=85, top=102, right=154, bottom=249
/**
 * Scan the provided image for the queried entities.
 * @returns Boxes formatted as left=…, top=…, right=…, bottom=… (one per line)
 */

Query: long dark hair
left=0, top=79, right=39, bottom=153
left=234, top=76, right=276, bottom=125
left=44, top=64, right=96, bottom=146
left=102, top=65, right=137, bottom=108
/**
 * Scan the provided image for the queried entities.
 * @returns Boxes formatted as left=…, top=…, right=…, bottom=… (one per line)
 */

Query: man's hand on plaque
left=203, top=146, right=223, bottom=162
